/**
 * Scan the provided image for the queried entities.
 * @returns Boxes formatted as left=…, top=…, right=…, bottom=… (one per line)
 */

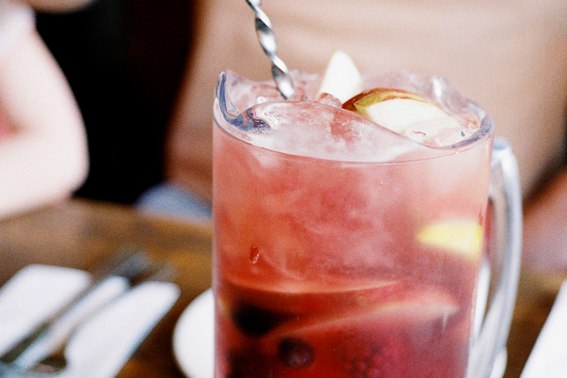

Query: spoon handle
left=245, top=0, right=294, bottom=99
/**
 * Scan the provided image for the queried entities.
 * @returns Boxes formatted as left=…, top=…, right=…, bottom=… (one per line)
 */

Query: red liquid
left=213, top=102, right=491, bottom=377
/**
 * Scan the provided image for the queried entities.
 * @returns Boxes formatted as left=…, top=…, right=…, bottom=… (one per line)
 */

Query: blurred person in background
left=36, top=0, right=192, bottom=204
left=161, top=0, right=567, bottom=270
left=0, top=0, right=90, bottom=219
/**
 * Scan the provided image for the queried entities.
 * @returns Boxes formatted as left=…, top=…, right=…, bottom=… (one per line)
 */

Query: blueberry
left=232, top=302, right=288, bottom=337
left=278, top=337, right=315, bottom=369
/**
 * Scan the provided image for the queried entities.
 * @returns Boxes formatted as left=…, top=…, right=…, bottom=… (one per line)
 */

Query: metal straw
left=245, top=0, right=294, bottom=99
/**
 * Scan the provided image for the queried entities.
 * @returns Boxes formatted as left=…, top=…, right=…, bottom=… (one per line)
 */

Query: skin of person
left=0, top=0, right=92, bottom=219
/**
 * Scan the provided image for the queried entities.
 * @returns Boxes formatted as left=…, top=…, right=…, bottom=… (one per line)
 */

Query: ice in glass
left=212, top=53, right=494, bottom=377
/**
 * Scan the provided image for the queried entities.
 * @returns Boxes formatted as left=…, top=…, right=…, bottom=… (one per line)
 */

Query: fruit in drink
left=217, top=280, right=468, bottom=377
left=417, top=220, right=484, bottom=261
left=343, top=88, right=467, bottom=146
left=316, top=50, right=362, bottom=103
left=343, top=88, right=459, bottom=132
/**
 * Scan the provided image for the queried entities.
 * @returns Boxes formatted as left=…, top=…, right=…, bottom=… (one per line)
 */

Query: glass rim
left=213, top=70, right=494, bottom=165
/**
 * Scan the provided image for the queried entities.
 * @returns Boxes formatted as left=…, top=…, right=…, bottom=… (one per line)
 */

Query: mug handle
left=468, top=138, right=523, bottom=378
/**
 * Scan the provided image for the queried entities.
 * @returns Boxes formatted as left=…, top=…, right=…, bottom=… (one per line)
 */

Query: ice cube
left=246, top=101, right=428, bottom=163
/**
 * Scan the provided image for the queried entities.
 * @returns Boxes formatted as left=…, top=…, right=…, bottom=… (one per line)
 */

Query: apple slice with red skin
left=342, top=88, right=462, bottom=138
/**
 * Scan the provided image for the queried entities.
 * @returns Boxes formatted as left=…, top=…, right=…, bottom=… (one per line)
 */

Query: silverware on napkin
left=0, top=249, right=159, bottom=370
left=29, top=262, right=170, bottom=374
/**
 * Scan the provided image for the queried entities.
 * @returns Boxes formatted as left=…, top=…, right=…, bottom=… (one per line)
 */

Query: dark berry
left=278, top=337, right=315, bottom=368
left=232, top=302, right=288, bottom=337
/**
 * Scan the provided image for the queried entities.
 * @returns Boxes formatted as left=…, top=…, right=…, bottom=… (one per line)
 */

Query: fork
left=28, top=262, right=171, bottom=374
left=0, top=249, right=153, bottom=369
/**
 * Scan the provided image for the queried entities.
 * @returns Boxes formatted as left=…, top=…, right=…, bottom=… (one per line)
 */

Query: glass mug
left=212, top=70, right=522, bottom=378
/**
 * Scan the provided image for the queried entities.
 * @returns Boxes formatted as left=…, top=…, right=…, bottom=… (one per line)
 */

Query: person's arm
left=0, top=27, right=88, bottom=219
left=522, top=168, right=567, bottom=272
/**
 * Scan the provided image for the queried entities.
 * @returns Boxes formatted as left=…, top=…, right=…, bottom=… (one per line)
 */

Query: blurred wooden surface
left=505, top=269, right=566, bottom=378
left=0, top=199, right=564, bottom=377
left=0, top=199, right=212, bottom=377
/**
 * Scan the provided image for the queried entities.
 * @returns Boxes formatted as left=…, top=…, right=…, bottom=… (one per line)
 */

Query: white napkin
left=0, top=264, right=179, bottom=377
left=521, top=280, right=567, bottom=378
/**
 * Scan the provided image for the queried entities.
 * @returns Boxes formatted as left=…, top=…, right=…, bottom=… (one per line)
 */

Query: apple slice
left=342, top=88, right=464, bottom=144
left=222, top=278, right=404, bottom=318
left=317, top=50, right=362, bottom=103
left=269, top=287, right=459, bottom=337
left=417, top=220, right=484, bottom=261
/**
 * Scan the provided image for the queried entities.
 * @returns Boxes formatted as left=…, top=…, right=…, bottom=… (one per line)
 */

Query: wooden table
left=0, top=199, right=564, bottom=377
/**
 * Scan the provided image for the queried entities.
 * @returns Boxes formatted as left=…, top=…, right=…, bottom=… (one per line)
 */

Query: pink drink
left=213, top=71, right=492, bottom=377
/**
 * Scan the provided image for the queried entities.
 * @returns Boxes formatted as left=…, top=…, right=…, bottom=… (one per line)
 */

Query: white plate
left=173, top=289, right=214, bottom=378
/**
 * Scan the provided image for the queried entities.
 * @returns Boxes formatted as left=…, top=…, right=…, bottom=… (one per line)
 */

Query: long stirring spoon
left=245, top=0, right=294, bottom=99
